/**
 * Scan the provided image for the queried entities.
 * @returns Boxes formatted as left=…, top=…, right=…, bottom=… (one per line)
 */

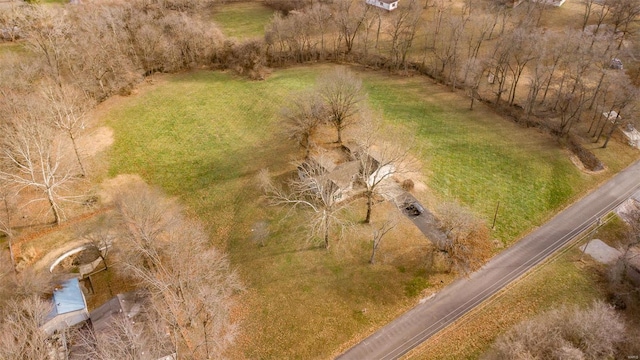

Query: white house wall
left=368, top=164, right=395, bottom=187
left=365, top=0, right=398, bottom=11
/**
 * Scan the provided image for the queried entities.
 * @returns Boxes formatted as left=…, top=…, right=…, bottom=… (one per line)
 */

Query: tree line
left=260, top=0, right=640, bottom=169
left=0, top=0, right=262, bottom=233
left=2, top=0, right=639, bottom=232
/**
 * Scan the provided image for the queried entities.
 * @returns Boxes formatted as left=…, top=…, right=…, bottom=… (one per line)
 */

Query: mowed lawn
left=104, top=65, right=633, bottom=358
left=363, top=71, right=625, bottom=242
left=211, top=2, right=274, bottom=39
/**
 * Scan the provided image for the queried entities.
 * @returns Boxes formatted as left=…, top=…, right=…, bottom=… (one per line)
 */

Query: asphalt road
left=337, top=160, right=640, bottom=360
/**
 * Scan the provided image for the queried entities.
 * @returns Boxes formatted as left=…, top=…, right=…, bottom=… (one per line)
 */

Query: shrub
left=485, top=301, right=626, bottom=360
left=566, top=135, right=604, bottom=172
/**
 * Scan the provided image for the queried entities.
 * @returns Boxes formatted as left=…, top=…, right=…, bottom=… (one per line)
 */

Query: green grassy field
left=0, top=42, right=26, bottom=54
left=362, top=71, right=624, bottom=243
left=104, top=65, right=636, bottom=358
left=211, top=2, right=274, bottom=39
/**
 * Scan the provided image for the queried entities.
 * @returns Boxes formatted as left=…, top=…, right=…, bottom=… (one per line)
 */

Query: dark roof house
left=86, top=291, right=175, bottom=360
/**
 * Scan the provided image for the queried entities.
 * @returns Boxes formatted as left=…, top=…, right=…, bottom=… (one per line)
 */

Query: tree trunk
left=70, top=132, right=86, bottom=177
left=587, top=106, right=600, bottom=134
left=46, top=188, right=62, bottom=225
left=323, top=210, right=330, bottom=249
left=369, top=239, right=378, bottom=264
left=602, top=118, right=619, bottom=148
left=588, top=72, right=606, bottom=110
left=375, top=15, right=381, bottom=49
left=2, top=194, right=16, bottom=272
left=540, top=62, right=557, bottom=105
left=470, top=90, right=476, bottom=110
left=596, top=117, right=608, bottom=142
left=365, top=191, right=372, bottom=223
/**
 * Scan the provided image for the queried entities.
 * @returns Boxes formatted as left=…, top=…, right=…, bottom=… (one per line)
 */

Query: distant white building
left=365, top=0, right=398, bottom=11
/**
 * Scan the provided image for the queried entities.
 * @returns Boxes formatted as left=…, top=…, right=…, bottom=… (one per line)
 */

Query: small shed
left=365, top=0, right=398, bottom=11
left=624, top=247, right=640, bottom=287
left=610, top=58, right=623, bottom=70
left=621, top=123, right=640, bottom=149
left=41, top=278, right=89, bottom=335
left=603, top=110, right=620, bottom=123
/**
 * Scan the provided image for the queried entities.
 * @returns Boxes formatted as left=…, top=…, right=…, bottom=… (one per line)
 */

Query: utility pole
left=580, top=217, right=602, bottom=261
left=492, top=201, right=500, bottom=230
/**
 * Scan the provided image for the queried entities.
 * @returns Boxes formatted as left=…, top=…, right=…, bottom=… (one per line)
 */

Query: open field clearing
left=211, top=1, right=274, bottom=39
left=100, top=65, right=636, bottom=358
left=0, top=42, right=24, bottom=54
left=362, top=71, right=633, bottom=242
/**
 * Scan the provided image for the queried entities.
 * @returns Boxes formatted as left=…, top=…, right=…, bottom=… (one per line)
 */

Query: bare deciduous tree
left=70, top=295, right=173, bottom=360
left=259, top=159, right=351, bottom=249
left=281, top=90, right=328, bottom=159
left=65, top=4, right=140, bottom=100
left=485, top=301, right=627, bottom=360
left=0, top=295, right=52, bottom=360
left=42, top=83, right=94, bottom=177
left=609, top=0, right=640, bottom=49
left=369, top=216, right=398, bottom=264
left=354, top=113, right=415, bottom=224
left=608, top=205, right=640, bottom=290
left=77, top=214, right=116, bottom=271
left=316, top=68, right=366, bottom=145
left=114, top=184, right=242, bottom=359
left=0, top=104, right=77, bottom=225
left=334, top=0, right=370, bottom=54
left=601, top=77, right=638, bottom=148
left=309, top=4, right=334, bottom=61
left=437, top=202, right=492, bottom=275
left=461, top=56, right=488, bottom=110
left=387, top=0, right=422, bottom=71
left=16, top=5, right=72, bottom=87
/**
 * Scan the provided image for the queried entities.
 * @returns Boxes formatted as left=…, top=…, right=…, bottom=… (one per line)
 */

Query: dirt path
left=33, top=238, right=91, bottom=273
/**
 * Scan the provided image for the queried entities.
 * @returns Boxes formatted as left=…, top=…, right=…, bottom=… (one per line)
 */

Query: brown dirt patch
left=97, top=174, right=147, bottom=205
left=78, top=126, right=114, bottom=158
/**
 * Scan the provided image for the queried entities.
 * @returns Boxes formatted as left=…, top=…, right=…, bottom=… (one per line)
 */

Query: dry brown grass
left=403, top=247, right=604, bottom=359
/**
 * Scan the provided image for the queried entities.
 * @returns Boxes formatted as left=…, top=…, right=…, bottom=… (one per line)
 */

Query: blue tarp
left=52, top=278, right=86, bottom=315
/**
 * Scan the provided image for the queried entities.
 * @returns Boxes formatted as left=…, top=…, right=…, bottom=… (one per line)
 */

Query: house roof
left=88, top=291, right=175, bottom=360
left=327, top=161, right=360, bottom=190
left=41, top=278, right=89, bottom=335
left=90, top=291, right=147, bottom=334
left=51, top=278, right=86, bottom=316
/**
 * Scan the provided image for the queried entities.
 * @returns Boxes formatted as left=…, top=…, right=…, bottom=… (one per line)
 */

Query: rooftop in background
left=88, top=291, right=176, bottom=360
left=89, top=291, right=147, bottom=334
